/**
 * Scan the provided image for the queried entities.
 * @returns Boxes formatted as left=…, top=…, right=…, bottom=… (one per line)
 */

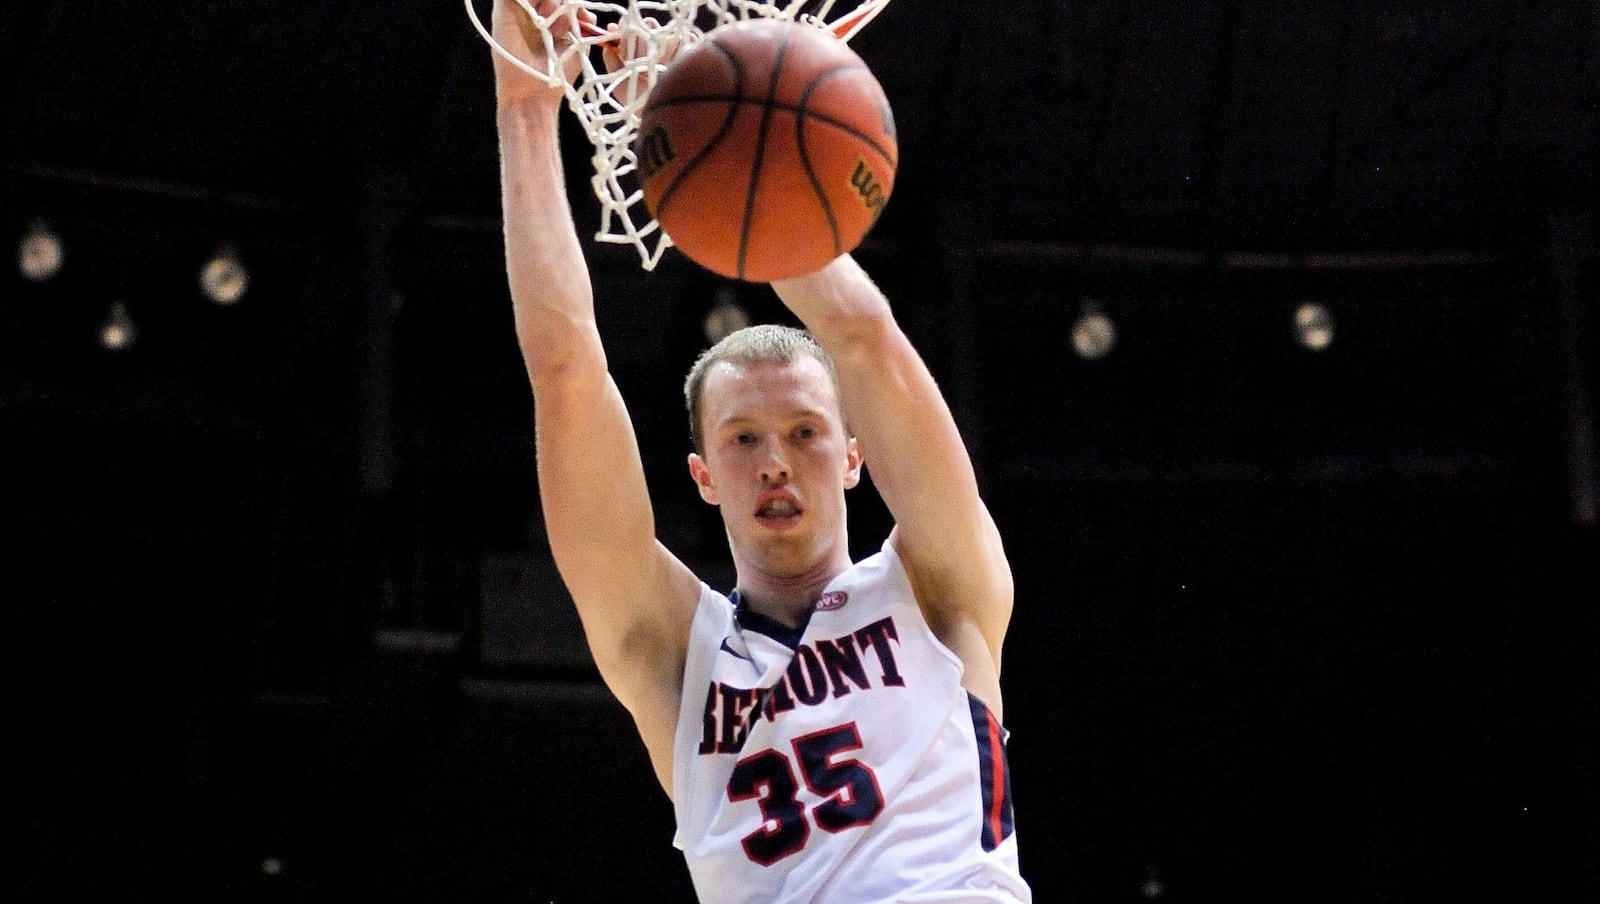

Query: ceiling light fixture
left=1071, top=302, right=1117, bottom=361
left=1294, top=302, right=1335, bottom=351
left=99, top=301, right=137, bottom=351
left=18, top=221, right=64, bottom=282
left=703, top=286, right=749, bottom=344
left=200, top=246, right=249, bottom=306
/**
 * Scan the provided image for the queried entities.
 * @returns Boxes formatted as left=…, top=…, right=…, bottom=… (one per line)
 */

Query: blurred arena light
left=1294, top=301, right=1335, bottom=351
left=200, top=246, right=249, bottom=305
left=1071, top=302, right=1117, bottom=360
left=99, top=301, right=137, bottom=351
left=1140, top=863, right=1166, bottom=898
left=703, top=286, right=749, bottom=344
left=18, top=221, right=64, bottom=282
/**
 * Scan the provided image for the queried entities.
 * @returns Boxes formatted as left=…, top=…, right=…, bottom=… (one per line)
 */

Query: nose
left=759, top=437, right=789, bottom=485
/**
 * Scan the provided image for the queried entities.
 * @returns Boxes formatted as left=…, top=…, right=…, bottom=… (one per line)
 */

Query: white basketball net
left=466, top=0, right=892, bottom=270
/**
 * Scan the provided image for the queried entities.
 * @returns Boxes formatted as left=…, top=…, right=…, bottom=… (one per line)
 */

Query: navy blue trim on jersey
left=967, top=693, right=1015, bottom=851
left=730, top=588, right=811, bottom=649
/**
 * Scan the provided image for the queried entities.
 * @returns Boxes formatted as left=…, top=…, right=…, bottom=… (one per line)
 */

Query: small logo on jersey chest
left=815, top=591, right=849, bottom=612
left=718, top=637, right=754, bottom=663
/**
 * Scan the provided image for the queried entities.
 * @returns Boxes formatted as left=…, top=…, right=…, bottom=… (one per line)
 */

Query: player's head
left=684, top=324, right=862, bottom=582
left=684, top=324, right=844, bottom=455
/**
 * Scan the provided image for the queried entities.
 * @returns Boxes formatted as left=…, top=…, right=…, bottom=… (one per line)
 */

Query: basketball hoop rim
left=465, top=0, right=897, bottom=271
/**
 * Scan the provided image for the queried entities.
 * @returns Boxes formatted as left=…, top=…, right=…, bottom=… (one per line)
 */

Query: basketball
left=635, top=19, right=898, bottom=282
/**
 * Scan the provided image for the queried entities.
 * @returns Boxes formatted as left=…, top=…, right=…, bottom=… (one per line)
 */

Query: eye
left=794, top=425, right=817, bottom=441
left=734, top=432, right=756, bottom=446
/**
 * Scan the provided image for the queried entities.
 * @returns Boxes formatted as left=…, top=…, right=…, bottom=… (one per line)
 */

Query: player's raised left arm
left=771, top=256, right=1013, bottom=712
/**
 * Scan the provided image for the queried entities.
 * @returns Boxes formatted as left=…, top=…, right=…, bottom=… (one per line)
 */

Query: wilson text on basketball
left=850, top=159, right=888, bottom=221
left=638, top=126, right=677, bottom=179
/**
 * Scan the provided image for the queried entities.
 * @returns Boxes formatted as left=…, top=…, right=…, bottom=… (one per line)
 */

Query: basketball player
left=489, top=2, right=1030, bottom=900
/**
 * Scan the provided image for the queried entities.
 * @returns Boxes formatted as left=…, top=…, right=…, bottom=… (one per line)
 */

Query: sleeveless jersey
left=671, top=540, right=1031, bottom=904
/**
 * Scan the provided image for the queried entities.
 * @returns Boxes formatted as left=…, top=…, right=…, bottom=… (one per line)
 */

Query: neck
left=734, top=561, right=848, bottom=629
left=728, top=520, right=854, bottom=628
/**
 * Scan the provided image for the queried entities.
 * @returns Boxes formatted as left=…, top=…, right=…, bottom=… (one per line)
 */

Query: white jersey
left=672, top=540, right=1031, bottom=904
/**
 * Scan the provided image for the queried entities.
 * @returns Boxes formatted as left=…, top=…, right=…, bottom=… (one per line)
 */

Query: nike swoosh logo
left=719, top=638, right=754, bottom=663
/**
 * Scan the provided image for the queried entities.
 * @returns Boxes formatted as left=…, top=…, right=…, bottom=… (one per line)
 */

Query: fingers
left=544, top=5, right=593, bottom=49
left=579, top=14, right=705, bottom=80
left=625, top=17, right=658, bottom=60
left=657, top=31, right=689, bottom=66
left=599, top=20, right=644, bottom=75
left=601, top=35, right=624, bottom=75
left=499, top=0, right=597, bottom=51
left=601, top=16, right=692, bottom=68
left=489, top=0, right=598, bottom=92
left=491, top=0, right=549, bottom=57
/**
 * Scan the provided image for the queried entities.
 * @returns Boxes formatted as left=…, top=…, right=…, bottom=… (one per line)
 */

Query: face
left=687, top=355, right=863, bottom=582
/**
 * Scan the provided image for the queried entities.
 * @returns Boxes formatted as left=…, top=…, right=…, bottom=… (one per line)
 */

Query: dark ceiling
left=3, top=3, right=1598, bottom=902
left=4, top=2, right=1594, bottom=246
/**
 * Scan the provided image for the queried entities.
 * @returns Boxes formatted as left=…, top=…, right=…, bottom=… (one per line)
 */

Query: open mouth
left=755, top=497, right=802, bottom=526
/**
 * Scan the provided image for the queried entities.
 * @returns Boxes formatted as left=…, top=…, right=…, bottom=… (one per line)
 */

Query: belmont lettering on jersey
left=699, top=616, right=906, bottom=755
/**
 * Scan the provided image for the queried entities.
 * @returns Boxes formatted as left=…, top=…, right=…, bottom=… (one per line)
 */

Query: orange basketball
left=635, top=19, right=897, bottom=282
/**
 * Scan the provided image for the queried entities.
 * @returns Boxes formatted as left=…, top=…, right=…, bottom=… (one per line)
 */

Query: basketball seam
left=647, top=86, right=896, bottom=164
left=651, top=43, right=747, bottom=224
left=795, top=70, right=851, bottom=258
left=738, top=26, right=793, bottom=280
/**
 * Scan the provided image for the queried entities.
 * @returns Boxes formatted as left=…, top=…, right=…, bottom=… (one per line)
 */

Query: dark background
left=3, top=2, right=1597, bottom=902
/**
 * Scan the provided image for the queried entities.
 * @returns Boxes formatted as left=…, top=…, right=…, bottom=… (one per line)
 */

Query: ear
left=842, top=437, right=864, bottom=490
left=688, top=452, right=720, bottom=505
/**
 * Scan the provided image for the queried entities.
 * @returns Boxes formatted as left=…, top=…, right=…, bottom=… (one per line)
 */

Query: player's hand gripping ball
left=635, top=19, right=897, bottom=282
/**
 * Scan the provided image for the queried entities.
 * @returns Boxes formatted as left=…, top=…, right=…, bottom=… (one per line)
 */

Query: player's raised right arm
left=491, top=0, right=699, bottom=774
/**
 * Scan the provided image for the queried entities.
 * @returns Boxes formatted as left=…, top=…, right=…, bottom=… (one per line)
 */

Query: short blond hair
left=683, top=324, right=842, bottom=453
